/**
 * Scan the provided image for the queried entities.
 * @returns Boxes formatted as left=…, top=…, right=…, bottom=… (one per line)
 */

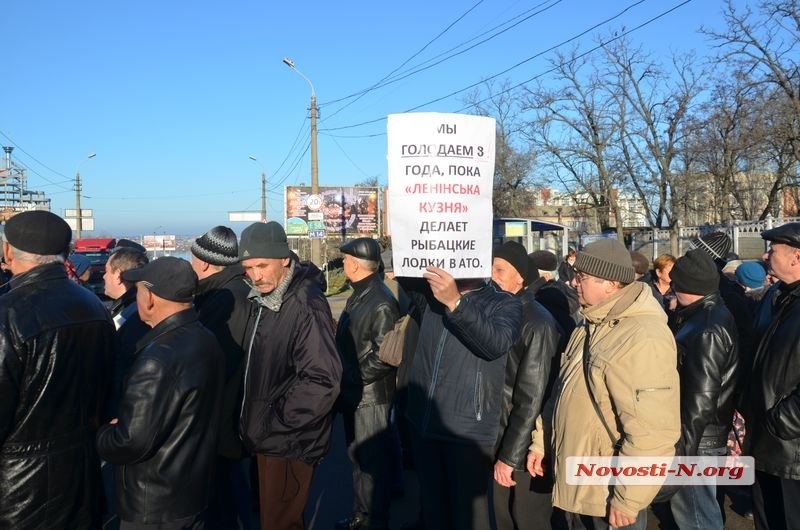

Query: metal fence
left=629, top=216, right=800, bottom=261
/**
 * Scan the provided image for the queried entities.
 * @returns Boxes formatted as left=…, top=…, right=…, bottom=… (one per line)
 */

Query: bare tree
left=465, top=80, right=537, bottom=217
left=704, top=0, right=800, bottom=162
left=605, top=39, right=704, bottom=237
left=524, top=49, right=626, bottom=237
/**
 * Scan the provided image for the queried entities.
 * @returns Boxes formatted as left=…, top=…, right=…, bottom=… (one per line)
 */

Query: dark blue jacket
left=402, top=279, right=522, bottom=446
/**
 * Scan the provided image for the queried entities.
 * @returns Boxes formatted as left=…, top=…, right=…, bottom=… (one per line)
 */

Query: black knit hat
left=191, top=225, right=239, bottom=266
left=574, top=239, right=635, bottom=284
left=238, top=221, right=290, bottom=260
left=493, top=242, right=531, bottom=286
left=670, top=249, right=719, bottom=296
left=690, top=231, right=732, bottom=260
left=4, top=210, right=72, bottom=255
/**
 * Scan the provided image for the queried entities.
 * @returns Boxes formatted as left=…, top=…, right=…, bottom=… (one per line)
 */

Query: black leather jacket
left=747, top=281, right=800, bottom=479
left=97, top=309, right=225, bottom=524
left=670, top=293, right=739, bottom=454
left=496, top=290, right=562, bottom=468
left=0, top=263, right=114, bottom=529
left=336, top=273, right=400, bottom=410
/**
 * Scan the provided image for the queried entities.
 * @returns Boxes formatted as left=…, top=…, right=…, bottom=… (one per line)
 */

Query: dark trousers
left=491, top=469, right=553, bottom=530
left=410, top=426, right=494, bottom=530
left=256, top=455, right=314, bottom=530
left=344, top=403, right=393, bottom=528
left=206, top=456, right=256, bottom=530
left=120, top=513, right=204, bottom=530
left=752, top=470, right=800, bottom=530
left=551, top=508, right=646, bottom=530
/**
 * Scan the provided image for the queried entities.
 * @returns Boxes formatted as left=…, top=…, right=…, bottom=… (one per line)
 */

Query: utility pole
left=283, top=57, right=321, bottom=267
left=249, top=155, right=268, bottom=222
left=310, top=92, right=320, bottom=266
left=74, top=153, right=96, bottom=240
left=75, top=171, right=82, bottom=239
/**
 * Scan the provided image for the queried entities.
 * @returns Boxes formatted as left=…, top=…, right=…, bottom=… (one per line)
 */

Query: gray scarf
left=249, top=260, right=296, bottom=312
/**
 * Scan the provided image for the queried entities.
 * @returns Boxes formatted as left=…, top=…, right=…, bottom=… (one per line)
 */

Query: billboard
left=142, top=234, right=177, bottom=252
left=285, top=186, right=379, bottom=237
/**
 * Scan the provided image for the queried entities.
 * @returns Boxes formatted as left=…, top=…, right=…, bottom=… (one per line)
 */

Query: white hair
left=2, top=233, right=64, bottom=265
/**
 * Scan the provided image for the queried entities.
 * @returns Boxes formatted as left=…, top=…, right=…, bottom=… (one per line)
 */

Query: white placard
left=387, top=112, right=495, bottom=278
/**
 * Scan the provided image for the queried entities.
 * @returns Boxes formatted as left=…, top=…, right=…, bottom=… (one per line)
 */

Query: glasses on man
left=572, top=268, right=593, bottom=283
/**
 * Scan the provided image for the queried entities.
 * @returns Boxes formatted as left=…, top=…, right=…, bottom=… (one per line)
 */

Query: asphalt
left=309, top=288, right=755, bottom=530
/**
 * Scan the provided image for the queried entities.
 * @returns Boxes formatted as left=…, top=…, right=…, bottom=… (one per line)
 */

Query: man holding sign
left=388, top=112, right=522, bottom=530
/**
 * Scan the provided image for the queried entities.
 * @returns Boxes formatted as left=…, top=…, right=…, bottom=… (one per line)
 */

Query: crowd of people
left=0, top=209, right=796, bottom=530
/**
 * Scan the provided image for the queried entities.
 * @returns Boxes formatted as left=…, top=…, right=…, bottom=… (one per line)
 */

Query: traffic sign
left=308, top=229, right=326, bottom=239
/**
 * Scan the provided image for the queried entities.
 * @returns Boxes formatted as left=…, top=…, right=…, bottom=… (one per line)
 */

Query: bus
left=492, top=218, right=570, bottom=259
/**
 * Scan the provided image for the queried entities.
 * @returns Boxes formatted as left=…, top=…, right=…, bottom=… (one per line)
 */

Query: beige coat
left=531, top=282, right=680, bottom=518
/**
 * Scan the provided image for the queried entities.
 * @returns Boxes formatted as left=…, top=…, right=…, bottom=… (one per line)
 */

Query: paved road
left=312, top=289, right=755, bottom=530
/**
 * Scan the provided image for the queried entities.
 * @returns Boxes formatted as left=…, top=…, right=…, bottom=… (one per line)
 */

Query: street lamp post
left=75, top=153, right=96, bottom=239
left=248, top=155, right=268, bottom=222
left=282, top=57, right=321, bottom=267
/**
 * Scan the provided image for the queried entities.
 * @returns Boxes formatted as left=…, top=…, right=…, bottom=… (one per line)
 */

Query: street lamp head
left=282, top=57, right=295, bottom=68
left=87, top=153, right=97, bottom=159
left=248, top=155, right=258, bottom=161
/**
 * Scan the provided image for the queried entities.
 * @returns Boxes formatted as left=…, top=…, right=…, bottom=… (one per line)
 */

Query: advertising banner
left=285, top=186, right=379, bottom=236
left=142, top=234, right=177, bottom=252
left=387, top=112, right=495, bottom=278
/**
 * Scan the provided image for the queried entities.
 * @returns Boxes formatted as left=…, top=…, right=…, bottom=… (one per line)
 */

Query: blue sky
left=3, top=0, right=741, bottom=237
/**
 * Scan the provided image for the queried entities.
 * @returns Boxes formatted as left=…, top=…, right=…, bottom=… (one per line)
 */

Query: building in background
left=0, top=147, right=51, bottom=222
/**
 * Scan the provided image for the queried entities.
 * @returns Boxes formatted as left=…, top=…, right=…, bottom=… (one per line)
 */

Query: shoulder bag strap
left=582, top=325, right=622, bottom=452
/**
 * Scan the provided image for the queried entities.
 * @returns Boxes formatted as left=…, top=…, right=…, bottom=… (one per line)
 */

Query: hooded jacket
left=239, top=260, right=342, bottom=465
left=532, top=282, right=680, bottom=519
left=0, top=263, right=115, bottom=529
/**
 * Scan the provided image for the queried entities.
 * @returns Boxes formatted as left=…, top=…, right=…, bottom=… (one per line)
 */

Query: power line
left=0, top=130, right=75, bottom=191
left=322, top=0, right=487, bottom=119
left=321, top=0, right=690, bottom=132
left=321, top=0, right=564, bottom=111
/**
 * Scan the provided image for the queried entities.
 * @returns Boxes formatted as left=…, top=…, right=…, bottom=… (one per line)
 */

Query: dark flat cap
left=122, top=256, right=197, bottom=303
left=5, top=211, right=72, bottom=255
left=340, top=237, right=381, bottom=263
left=114, top=238, right=147, bottom=254
left=762, top=222, right=800, bottom=248
left=529, top=250, right=559, bottom=272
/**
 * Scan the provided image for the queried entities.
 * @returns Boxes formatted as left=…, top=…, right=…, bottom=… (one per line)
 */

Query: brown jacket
left=532, top=282, right=680, bottom=518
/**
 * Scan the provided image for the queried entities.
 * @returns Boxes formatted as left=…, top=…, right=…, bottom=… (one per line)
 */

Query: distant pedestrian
left=557, top=248, right=577, bottom=285
left=0, top=211, right=115, bottom=529
left=238, top=221, right=342, bottom=530
left=97, top=257, right=225, bottom=530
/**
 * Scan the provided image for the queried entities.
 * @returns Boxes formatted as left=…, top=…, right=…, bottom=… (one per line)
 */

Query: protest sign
left=387, top=112, right=495, bottom=278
